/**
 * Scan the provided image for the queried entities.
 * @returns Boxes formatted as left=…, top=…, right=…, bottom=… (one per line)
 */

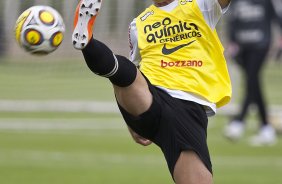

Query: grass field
left=0, top=59, right=282, bottom=184
left=0, top=59, right=282, bottom=103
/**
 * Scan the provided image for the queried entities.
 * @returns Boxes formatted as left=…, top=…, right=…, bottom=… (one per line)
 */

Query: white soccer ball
left=14, top=5, right=65, bottom=55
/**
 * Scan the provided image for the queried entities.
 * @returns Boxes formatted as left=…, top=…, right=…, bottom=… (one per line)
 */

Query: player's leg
left=174, top=151, right=212, bottom=184
left=113, top=72, right=153, bottom=116
left=72, top=0, right=152, bottom=117
left=153, top=98, right=213, bottom=184
left=223, top=50, right=248, bottom=140
left=245, top=49, right=268, bottom=124
left=246, top=48, right=277, bottom=146
left=235, top=50, right=252, bottom=122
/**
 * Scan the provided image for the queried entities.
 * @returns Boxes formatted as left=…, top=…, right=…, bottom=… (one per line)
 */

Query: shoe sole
left=72, top=0, right=102, bottom=50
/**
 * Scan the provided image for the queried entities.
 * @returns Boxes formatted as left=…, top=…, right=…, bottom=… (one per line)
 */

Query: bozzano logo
left=143, top=17, right=201, bottom=44
left=161, top=59, right=203, bottom=68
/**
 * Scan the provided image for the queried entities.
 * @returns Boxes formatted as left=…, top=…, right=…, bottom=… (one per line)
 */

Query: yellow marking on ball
left=52, top=32, right=63, bottom=47
left=25, top=30, right=41, bottom=45
left=15, top=10, right=31, bottom=44
left=40, top=10, right=54, bottom=25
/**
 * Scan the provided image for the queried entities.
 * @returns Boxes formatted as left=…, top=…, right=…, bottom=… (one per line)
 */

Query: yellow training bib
left=136, top=0, right=231, bottom=108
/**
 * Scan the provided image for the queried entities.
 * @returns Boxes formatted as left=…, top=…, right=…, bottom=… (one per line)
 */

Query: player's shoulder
left=129, top=18, right=137, bottom=34
left=129, top=18, right=137, bottom=27
left=196, top=0, right=221, bottom=10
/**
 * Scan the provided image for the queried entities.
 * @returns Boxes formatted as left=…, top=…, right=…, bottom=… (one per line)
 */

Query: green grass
left=0, top=113, right=172, bottom=184
left=0, top=59, right=282, bottom=183
left=209, top=116, right=282, bottom=184
left=0, top=59, right=114, bottom=101
left=0, top=113, right=282, bottom=184
left=0, top=59, right=282, bottom=104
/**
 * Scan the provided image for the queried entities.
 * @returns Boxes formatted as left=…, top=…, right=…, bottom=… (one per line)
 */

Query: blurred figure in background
left=0, top=0, right=6, bottom=57
left=224, top=0, right=282, bottom=146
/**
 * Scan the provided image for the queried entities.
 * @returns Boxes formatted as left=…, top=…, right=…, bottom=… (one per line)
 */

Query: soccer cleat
left=72, top=0, right=102, bottom=50
left=223, top=120, right=245, bottom=141
left=249, top=125, right=277, bottom=146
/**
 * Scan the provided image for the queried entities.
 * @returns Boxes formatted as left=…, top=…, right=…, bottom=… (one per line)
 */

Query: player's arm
left=128, top=19, right=141, bottom=67
left=198, top=0, right=230, bottom=30
left=127, top=126, right=152, bottom=146
left=218, top=0, right=231, bottom=9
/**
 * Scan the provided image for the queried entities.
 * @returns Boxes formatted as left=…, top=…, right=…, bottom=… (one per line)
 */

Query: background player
left=224, top=0, right=282, bottom=146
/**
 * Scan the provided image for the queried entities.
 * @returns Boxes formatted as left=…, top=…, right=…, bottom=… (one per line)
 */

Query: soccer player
left=72, top=0, right=231, bottom=183
left=223, top=0, right=282, bottom=146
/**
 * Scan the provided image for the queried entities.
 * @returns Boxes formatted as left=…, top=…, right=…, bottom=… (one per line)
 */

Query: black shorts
left=117, top=80, right=212, bottom=177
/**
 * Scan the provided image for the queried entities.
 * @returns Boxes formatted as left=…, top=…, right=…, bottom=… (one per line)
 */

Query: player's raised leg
left=72, top=0, right=153, bottom=118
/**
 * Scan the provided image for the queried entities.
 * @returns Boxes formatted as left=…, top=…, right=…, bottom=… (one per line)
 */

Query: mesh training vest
left=136, top=0, right=231, bottom=108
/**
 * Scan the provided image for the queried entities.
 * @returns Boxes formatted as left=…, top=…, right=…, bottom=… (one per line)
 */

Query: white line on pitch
left=0, top=118, right=126, bottom=130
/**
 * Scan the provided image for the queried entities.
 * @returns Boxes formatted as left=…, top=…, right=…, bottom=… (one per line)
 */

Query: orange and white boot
left=72, top=0, right=102, bottom=50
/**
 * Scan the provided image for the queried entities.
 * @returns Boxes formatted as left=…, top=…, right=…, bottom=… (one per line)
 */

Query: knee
left=114, top=71, right=153, bottom=116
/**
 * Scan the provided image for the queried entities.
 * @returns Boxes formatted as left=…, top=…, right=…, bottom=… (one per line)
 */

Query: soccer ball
left=14, top=5, right=65, bottom=55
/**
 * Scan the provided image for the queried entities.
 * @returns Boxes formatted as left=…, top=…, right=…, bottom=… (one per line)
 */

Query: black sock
left=82, top=38, right=137, bottom=87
